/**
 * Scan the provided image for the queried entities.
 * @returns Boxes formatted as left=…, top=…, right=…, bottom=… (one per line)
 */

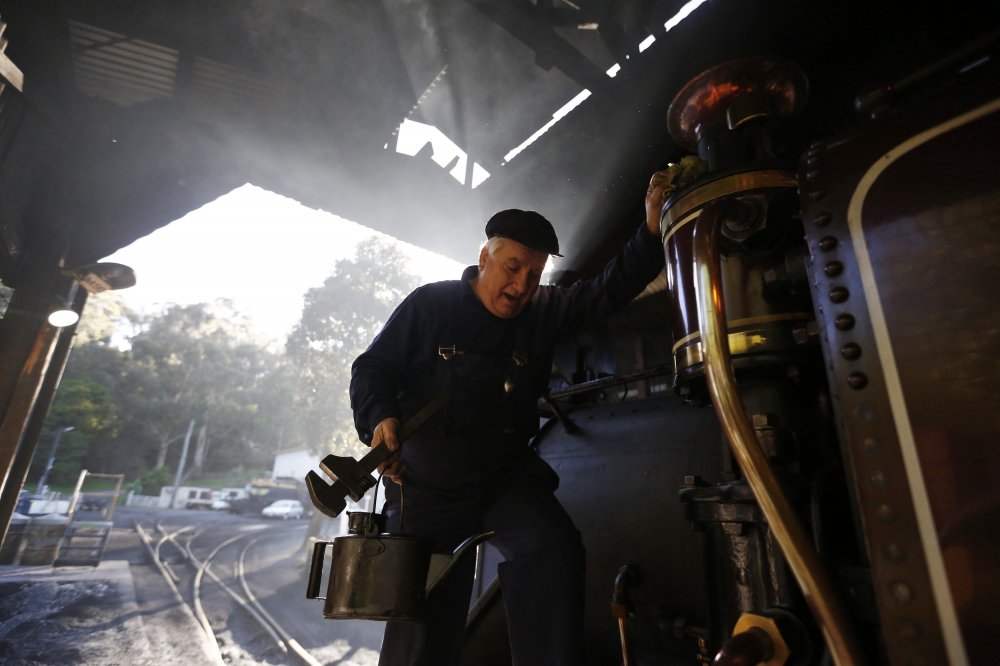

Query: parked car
left=211, top=487, right=248, bottom=510
left=261, top=499, right=304, bottom=520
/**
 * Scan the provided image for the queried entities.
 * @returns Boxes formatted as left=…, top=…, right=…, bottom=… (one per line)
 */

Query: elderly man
left=350, top=171, right=670, bottom=666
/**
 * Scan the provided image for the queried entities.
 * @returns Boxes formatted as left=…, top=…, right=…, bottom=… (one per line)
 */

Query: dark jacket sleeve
left=350, top=287, right=430, bottom=445
left=535, top=224, right=664, bottom=341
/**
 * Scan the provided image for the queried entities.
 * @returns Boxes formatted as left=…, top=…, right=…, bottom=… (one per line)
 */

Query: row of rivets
left=806, top=143, right=825, bottom=200
left=816, top=229, right=867, bottom=389
left=865, top=426, right=915, bottom=631
left=808, top=183, right=918, bottom=641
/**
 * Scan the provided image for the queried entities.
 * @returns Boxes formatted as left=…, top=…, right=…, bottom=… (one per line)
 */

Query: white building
left=271, top=448, right=316, bottom=482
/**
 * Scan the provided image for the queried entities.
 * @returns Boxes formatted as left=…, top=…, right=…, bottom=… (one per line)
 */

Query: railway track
left=134, top=517, right=342, bottom=665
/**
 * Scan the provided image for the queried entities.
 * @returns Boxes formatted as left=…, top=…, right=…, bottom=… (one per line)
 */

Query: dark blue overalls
left=377, top=304, right=585, bottom=666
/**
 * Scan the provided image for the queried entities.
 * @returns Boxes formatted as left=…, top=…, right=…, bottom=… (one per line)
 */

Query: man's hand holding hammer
left=373, top=417, right=403, bottom=484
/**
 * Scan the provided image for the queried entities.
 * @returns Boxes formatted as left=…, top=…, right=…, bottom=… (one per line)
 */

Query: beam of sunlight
left=500, top=0, right=712, bottom=165
left=502, top=89, right=592, bottom=164
left=665, top=0, right=710, bottom=32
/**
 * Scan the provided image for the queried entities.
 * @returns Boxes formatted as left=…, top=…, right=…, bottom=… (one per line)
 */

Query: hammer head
left=305, top=443, right=392, bottom=518
left=305, top=471, right=348, bottom=518
left=319, top=453, right=377, bottom=501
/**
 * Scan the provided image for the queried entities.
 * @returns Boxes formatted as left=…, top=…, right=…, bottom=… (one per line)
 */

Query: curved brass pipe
left=692, top=202, right=865, bottom=666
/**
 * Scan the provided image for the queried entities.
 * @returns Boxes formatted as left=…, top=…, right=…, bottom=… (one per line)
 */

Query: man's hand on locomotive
left=644, top=157, right=708, bottom=236
left=373, top=417, right=403, bottom=484
left=645, top=169, right=672, bottom=237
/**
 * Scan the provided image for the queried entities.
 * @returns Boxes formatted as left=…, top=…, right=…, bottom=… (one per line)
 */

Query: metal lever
left=611, top=564, right=638, bottom=666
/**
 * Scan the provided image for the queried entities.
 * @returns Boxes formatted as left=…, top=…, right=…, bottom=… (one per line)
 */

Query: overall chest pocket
left=440, top=349, right=530, bottom=436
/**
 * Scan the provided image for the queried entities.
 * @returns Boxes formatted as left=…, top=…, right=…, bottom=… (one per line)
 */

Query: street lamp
left=35, top=426, right=75, bottom=495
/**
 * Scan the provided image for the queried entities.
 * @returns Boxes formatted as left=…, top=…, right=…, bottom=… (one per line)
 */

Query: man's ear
left=478, top=245, right=488, bottom=270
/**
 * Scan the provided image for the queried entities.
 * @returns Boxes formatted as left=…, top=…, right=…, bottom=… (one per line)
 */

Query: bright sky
left=103, top=184, right=466, bottom=344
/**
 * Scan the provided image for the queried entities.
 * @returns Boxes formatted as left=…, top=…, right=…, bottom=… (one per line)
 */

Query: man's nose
left=512, top=272, right=529, bottom=294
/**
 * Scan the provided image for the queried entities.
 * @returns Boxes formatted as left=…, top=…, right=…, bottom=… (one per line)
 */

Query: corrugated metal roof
left=70, top=20, right=178, bottom=107
left=71, top=19, right=278, bottom=120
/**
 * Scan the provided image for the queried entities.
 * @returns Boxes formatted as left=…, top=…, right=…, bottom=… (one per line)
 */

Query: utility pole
left=35, top=426, right=75, bottom=495
left=168, top=419, right=196, bottom=510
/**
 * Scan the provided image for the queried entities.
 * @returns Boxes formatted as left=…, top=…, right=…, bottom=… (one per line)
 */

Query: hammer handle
left=358, top=442, right=392, bottom=474
left=357, top=391, right=450, bottom=474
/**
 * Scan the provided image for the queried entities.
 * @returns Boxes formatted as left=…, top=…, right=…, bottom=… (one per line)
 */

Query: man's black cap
left=485, top=209, right=562, bottom=256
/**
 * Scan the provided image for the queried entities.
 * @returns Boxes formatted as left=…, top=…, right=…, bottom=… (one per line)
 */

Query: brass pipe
left=691, top=202, right=865, bottom=666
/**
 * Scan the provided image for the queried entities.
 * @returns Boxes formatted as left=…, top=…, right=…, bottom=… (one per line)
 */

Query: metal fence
left=124, top=492, right=162, bottom=509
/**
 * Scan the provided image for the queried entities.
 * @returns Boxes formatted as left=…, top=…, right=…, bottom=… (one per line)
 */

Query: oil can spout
left=426, top=531, right=496, bottom=593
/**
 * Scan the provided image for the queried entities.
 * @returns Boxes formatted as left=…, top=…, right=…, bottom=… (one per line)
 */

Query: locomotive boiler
left=454, top=46, right=999, bottom=666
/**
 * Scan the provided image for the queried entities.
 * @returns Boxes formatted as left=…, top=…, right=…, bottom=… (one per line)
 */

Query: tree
left=34, top=378, right=118, bottom=485
left=51, top=299, right=284, bottom=482
left=74, top=291, right=140, bottom=347
left=285, top=237, right=419, bottom=455
left=124, top=300, right=280, bottom=476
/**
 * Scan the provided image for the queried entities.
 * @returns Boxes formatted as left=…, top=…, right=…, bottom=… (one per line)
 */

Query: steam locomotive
left=444, top=44, right=1000, bottom=666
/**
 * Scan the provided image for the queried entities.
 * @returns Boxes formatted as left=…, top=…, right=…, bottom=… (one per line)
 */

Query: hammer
left=305, top=393, right=448, bottom=518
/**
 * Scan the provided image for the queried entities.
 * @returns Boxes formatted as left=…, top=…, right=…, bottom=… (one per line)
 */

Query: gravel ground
left=0, top=507, right=384, bottom=665
left=0, top=520, right=219, bottom=666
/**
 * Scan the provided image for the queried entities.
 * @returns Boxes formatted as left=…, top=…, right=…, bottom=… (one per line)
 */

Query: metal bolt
left=869, top=469, right=887, bottom=488
left=896, top=620, right=922, bottom=641
left=835, top=313, right=855, bottom=330
left=840, top=342, right=862, bottom=360
left=890, top=580, right=913, bottom=604
left=882, top=542, right=906, bottom=562
left=876, top=504, right=896, bottom=523
left=848, top=371, right=868, bottom=389
left=819, top=236, right=837, bottom=251
left=825, top=261, right=844, bottom=277
left=829, top=286, right=849, bottom=303
left=814, top=212, right=831, bottom=226
left=854, top=403, right=876, bottom=424
left=808, top=189, right=826, bottom=201
left=862, top=437, right=880, bottom=454
left=806, top=169, right=821, bottom=182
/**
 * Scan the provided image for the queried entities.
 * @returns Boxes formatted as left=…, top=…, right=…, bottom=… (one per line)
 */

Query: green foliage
left=135, top=467, right=173, bottom=495
left=285, top=237, right=418, bottom=454
left=74, top=291, right=140, bottom=346
left=33, top=379, right=119, bottom=485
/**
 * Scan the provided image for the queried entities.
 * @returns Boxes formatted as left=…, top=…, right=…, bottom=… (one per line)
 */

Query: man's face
left=474, top=239, right=549, bottom=318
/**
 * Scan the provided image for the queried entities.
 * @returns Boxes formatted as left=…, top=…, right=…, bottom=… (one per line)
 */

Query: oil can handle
left=306, top=541, right=330, bottom=600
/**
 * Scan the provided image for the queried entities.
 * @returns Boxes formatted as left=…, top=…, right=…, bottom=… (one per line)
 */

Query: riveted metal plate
left=799, top=69, right=1000, bottom=665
